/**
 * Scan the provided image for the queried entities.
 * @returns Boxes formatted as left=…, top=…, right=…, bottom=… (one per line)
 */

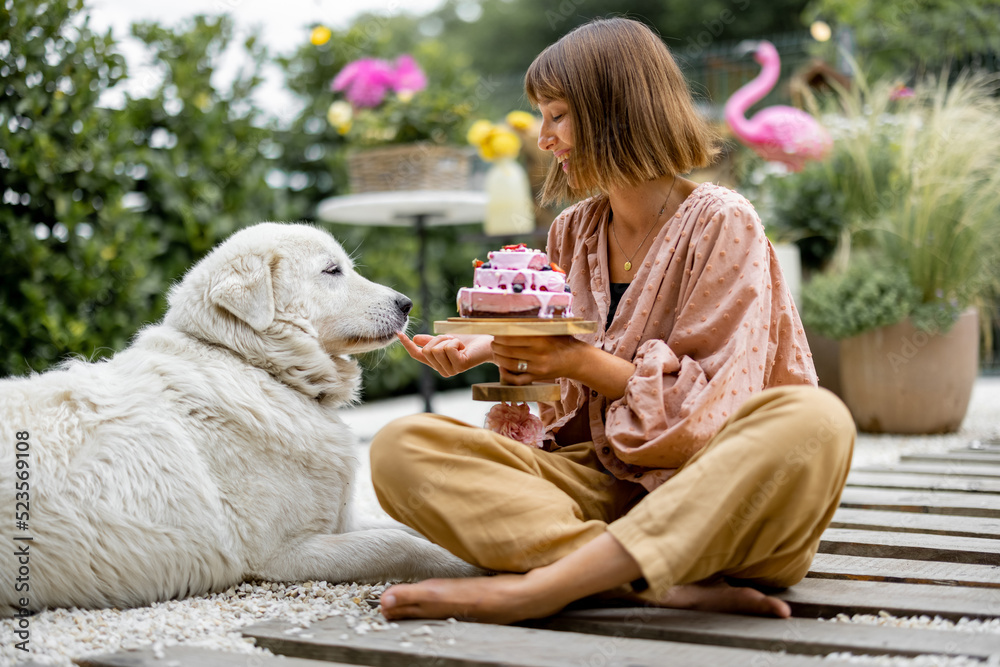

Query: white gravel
left=3, top=378, right=998, bottom=666
left=0, top=580, right=392, bottom=666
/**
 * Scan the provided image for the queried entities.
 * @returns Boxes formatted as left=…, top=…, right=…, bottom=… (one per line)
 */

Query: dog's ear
left=209, top=254, right=275, bottom=332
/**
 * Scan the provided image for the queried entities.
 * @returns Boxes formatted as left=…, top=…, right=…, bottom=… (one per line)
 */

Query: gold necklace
left=610, top=177, right=676, bottom=272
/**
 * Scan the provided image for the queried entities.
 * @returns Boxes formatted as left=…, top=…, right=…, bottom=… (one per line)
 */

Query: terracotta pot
left=804, top=325, right=842, bottom=398
left=839, top=308, right=979, bottom=434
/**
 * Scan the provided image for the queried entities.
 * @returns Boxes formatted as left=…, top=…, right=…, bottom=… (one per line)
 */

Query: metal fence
left=479, top=32, right=821, bottom=121
left=677, top=31, right=818, bottom=121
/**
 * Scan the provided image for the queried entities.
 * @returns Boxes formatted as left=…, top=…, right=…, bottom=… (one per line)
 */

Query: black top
left=608, top=282, right=630, bottom=330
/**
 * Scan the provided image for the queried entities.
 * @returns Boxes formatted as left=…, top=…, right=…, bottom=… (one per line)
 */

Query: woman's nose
left=537, top=127, right=555, bottom=151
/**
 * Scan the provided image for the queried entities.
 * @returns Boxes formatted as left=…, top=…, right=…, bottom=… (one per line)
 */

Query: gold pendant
left=624, top=261, right=632, bottom=271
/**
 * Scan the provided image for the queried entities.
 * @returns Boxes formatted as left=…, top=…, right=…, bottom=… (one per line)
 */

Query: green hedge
left=0, top=1, right=509, bottom=400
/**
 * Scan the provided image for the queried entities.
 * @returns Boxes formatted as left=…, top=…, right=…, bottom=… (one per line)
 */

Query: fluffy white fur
left=0, top=222, right=476, bottom=616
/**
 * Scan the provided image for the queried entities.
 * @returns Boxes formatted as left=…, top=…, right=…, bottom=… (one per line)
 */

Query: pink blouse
left=541, top=182, right=817, bottom=492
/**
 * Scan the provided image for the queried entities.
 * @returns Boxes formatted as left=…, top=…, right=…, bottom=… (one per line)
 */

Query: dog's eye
left=323, top=263, right=342, bottom=276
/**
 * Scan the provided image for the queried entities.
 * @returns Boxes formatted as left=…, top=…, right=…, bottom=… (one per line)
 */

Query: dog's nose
left=396, top=296, right=413, bottom=317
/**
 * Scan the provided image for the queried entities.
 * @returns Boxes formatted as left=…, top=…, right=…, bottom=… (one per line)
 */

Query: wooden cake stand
left=433, top=318, right=599, bottom=403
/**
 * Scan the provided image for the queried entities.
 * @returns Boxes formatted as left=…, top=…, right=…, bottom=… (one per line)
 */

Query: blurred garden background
left=2, top=0, right=999, bottom=412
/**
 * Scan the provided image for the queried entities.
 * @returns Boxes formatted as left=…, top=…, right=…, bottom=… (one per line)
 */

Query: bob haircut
left=525, top=17, right=720, bottom=205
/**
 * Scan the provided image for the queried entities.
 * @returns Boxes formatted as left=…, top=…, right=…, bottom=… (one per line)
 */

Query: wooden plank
left=244, top=615, right=853, bottom=666
left=777, top=578, right=1000, bottom=621
left=902, top=452, right=1000, bottom=466
left=521, top=607, right=1000, bottom=659
left=808, top=553, right=1000, bottom=588
left=830, top=507, right=1000, bottom=540
left=839, top=486, right=1000, bottom=518
left=855, top=462, right=1000, bottom=479
left=819, top=527, right=1000, bottom=564
left=471, top=381, right=561, bottom=402
left=78, top=646, right=341, bottom=666
left=964, top=441, right=1000, bottom=451
left=948, top=440, right=1000, bottom=454
left=847, top=470, right=1000, bottom=494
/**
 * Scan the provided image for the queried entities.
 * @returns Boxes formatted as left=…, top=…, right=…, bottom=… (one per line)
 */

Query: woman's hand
left=491, top=335, right=589, bottom=385
left=492, top=335, right=637, bottom=400
left=397, top=333, right=493, bottom=378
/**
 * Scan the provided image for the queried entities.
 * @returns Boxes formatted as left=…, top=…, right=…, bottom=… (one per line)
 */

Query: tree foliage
left=0, top=1, right=281, bottom=376
left=0, top=0, right=158, bottom=375
left=123, top=16, right=285, bottom=310
left=804, top=0, right=1000, bottom=78
left=6, top=0, right=992, bottom=389
left=431, top=0, right=812, bottom=84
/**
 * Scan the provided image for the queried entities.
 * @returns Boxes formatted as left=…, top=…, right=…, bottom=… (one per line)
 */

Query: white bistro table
left=316, top=190, right=489, bottom=413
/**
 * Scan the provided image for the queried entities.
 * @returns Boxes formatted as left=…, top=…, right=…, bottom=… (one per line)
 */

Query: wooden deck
left=81, top=442, right=1000, bottom=666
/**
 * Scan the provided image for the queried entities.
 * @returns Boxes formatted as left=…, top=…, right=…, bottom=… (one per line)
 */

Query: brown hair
left=525, top=17, right=720, bottom=205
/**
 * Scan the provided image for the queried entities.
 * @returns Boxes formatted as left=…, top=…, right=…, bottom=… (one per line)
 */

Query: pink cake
left=457, top=244, right=573, bottom=318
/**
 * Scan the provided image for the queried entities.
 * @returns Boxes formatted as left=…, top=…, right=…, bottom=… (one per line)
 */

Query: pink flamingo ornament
left=725, top=40, right=832, bottom=171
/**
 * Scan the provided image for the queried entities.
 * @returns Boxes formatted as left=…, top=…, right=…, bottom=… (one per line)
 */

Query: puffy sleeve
left=602, top=196, right=815, bottom=470
left=545, top=204, right=575, bottom=271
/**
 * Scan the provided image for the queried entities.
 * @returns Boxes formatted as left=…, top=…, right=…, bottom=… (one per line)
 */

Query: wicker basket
left=347, top=143, right=472, bottom=193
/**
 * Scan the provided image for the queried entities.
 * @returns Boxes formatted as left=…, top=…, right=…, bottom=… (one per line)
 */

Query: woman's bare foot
left=380, top=571, right=566, bottom=624
left=380, top=571, right=790, bottom=624
left=379, top=532, right=793, bottom=623
left=653, top=579, right=791, bottom=618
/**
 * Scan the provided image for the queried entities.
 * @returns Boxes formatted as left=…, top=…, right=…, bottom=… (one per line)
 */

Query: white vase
left=772, top=242, right=802, bottom=309
left=483, top=158, right=535, bottom=235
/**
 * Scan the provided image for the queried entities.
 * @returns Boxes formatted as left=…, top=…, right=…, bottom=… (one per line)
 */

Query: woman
left=371, top=17, right=854, bottom=624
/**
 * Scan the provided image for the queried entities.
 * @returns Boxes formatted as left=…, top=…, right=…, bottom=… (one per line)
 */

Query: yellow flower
left=486, top=127, right=521, bottom=160
left=478, top=140, right=497, bottom=161
left=327, top=100, right=353, bottom=131
left=505, top=110, right=536, bottom=131
left=310, top=26, right=332, bottom=46
left=466, top=119, right=494, bottom=147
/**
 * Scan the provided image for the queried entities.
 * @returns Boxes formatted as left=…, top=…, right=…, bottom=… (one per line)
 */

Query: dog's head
left=164, top=223, right=412, bottom=405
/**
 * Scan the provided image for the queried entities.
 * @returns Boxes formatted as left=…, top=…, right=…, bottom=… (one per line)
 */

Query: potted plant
left=799, top=72, right=1000, bottom=434
left=740, top=156, right=852, bottom=394
left=327, top=51, right=477, bottom=193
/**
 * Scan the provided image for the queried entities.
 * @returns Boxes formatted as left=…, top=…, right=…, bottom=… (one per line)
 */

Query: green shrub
left=802, top=260, right=919, bottom=340
left=0, top=2, right=283, bottom=377
left=122, top=16, right=285, bottom=313
left=0, top=0, right=161, bottom=376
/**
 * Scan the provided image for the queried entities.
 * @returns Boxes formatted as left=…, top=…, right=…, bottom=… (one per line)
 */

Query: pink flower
left=890, top=84, right=915, bottom=101
left=331, top=58, right=396, bottom=108
left=331, top=55, right=427, bottom=108
left=485, top=402, right=545, bottom=448
left=392, top=54, right=427, bottom=95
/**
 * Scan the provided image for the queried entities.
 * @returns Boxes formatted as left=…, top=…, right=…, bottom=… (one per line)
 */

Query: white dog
left=0, top=222, right=475, bottom=616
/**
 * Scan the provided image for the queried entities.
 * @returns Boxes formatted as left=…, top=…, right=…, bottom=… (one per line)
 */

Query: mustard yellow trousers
left=370, top=385, right=855, bottom=600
